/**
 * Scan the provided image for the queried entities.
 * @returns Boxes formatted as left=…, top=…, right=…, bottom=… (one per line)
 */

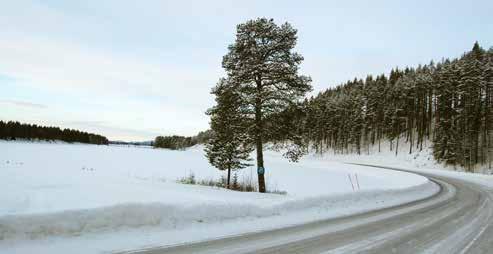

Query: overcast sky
left=1, top=0, right=492, bottom=141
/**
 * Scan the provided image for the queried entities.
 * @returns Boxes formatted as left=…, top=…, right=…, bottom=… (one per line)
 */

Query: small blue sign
left=257, top=166, right=265, bottom=174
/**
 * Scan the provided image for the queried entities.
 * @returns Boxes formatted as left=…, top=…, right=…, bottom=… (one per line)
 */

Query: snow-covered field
left=0, top=141, right=437, bottom=253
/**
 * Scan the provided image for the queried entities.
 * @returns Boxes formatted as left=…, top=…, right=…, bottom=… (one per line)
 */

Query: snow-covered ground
left=0, top=141, right=436, bottom=253
left=315, top=138, right=492, bottom=174
left=321, top=139, right=493, bottom=190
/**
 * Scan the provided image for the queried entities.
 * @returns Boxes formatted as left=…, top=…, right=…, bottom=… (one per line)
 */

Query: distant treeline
left=154, top=130, right=212, bottom=150
left=109, top=140, right=153, bottom=146
left=0, top=121, right=109, bottom=145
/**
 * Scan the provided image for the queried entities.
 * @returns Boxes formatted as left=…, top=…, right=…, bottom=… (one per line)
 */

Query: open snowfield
left=0, top=141, right=437, bottom=253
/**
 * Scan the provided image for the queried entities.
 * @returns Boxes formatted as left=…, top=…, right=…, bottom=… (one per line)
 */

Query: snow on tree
left=298, top=42, right=492, bottom=171
left=220, top=18, right=312, bottom=192
left=205, top=78, right=253, bottom=189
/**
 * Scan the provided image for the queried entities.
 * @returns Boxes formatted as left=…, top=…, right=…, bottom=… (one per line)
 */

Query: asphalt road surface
left=121, top=165, right=493, bottom=254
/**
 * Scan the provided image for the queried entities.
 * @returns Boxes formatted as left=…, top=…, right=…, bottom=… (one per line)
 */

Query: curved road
left=122, top=165, right=493, bottom=254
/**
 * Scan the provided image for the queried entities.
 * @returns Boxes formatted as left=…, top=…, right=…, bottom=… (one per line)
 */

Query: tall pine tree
left=221, top=18, right=312, bottom=192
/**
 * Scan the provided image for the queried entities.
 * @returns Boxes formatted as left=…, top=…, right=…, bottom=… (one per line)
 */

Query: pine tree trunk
left=256, top=139, right=265, bottom=193
left=396, top=136, right=399, bottom=156
left=255, top=78, right=266, bottom=193
left=227, top=167, right=231, bottom=189
left=378, top=128, right=381, bottom=152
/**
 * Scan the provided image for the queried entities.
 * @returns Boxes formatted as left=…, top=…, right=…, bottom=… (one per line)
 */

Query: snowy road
left=122, top=165, right=493, bottom=254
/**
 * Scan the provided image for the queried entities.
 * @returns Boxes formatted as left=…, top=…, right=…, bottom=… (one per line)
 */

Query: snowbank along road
left=121, top=165, right=493, bottom=254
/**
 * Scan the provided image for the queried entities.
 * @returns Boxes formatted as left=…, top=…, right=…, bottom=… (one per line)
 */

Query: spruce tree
left=205, top=78, right=253, bottom=189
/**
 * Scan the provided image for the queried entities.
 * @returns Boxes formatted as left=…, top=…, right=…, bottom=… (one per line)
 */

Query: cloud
left=0, top=33, right=220, bottom=98
left=0, top=32, right=220, bottom=139
left=0, top=99, right=47, bottom=109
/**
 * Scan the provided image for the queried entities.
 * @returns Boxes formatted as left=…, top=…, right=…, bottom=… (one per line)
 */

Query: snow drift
left=0, top=181, right=437, bottom=240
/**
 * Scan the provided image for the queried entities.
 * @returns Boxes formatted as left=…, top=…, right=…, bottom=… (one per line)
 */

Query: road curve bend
left=121, top=165, right=493, bottom=254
